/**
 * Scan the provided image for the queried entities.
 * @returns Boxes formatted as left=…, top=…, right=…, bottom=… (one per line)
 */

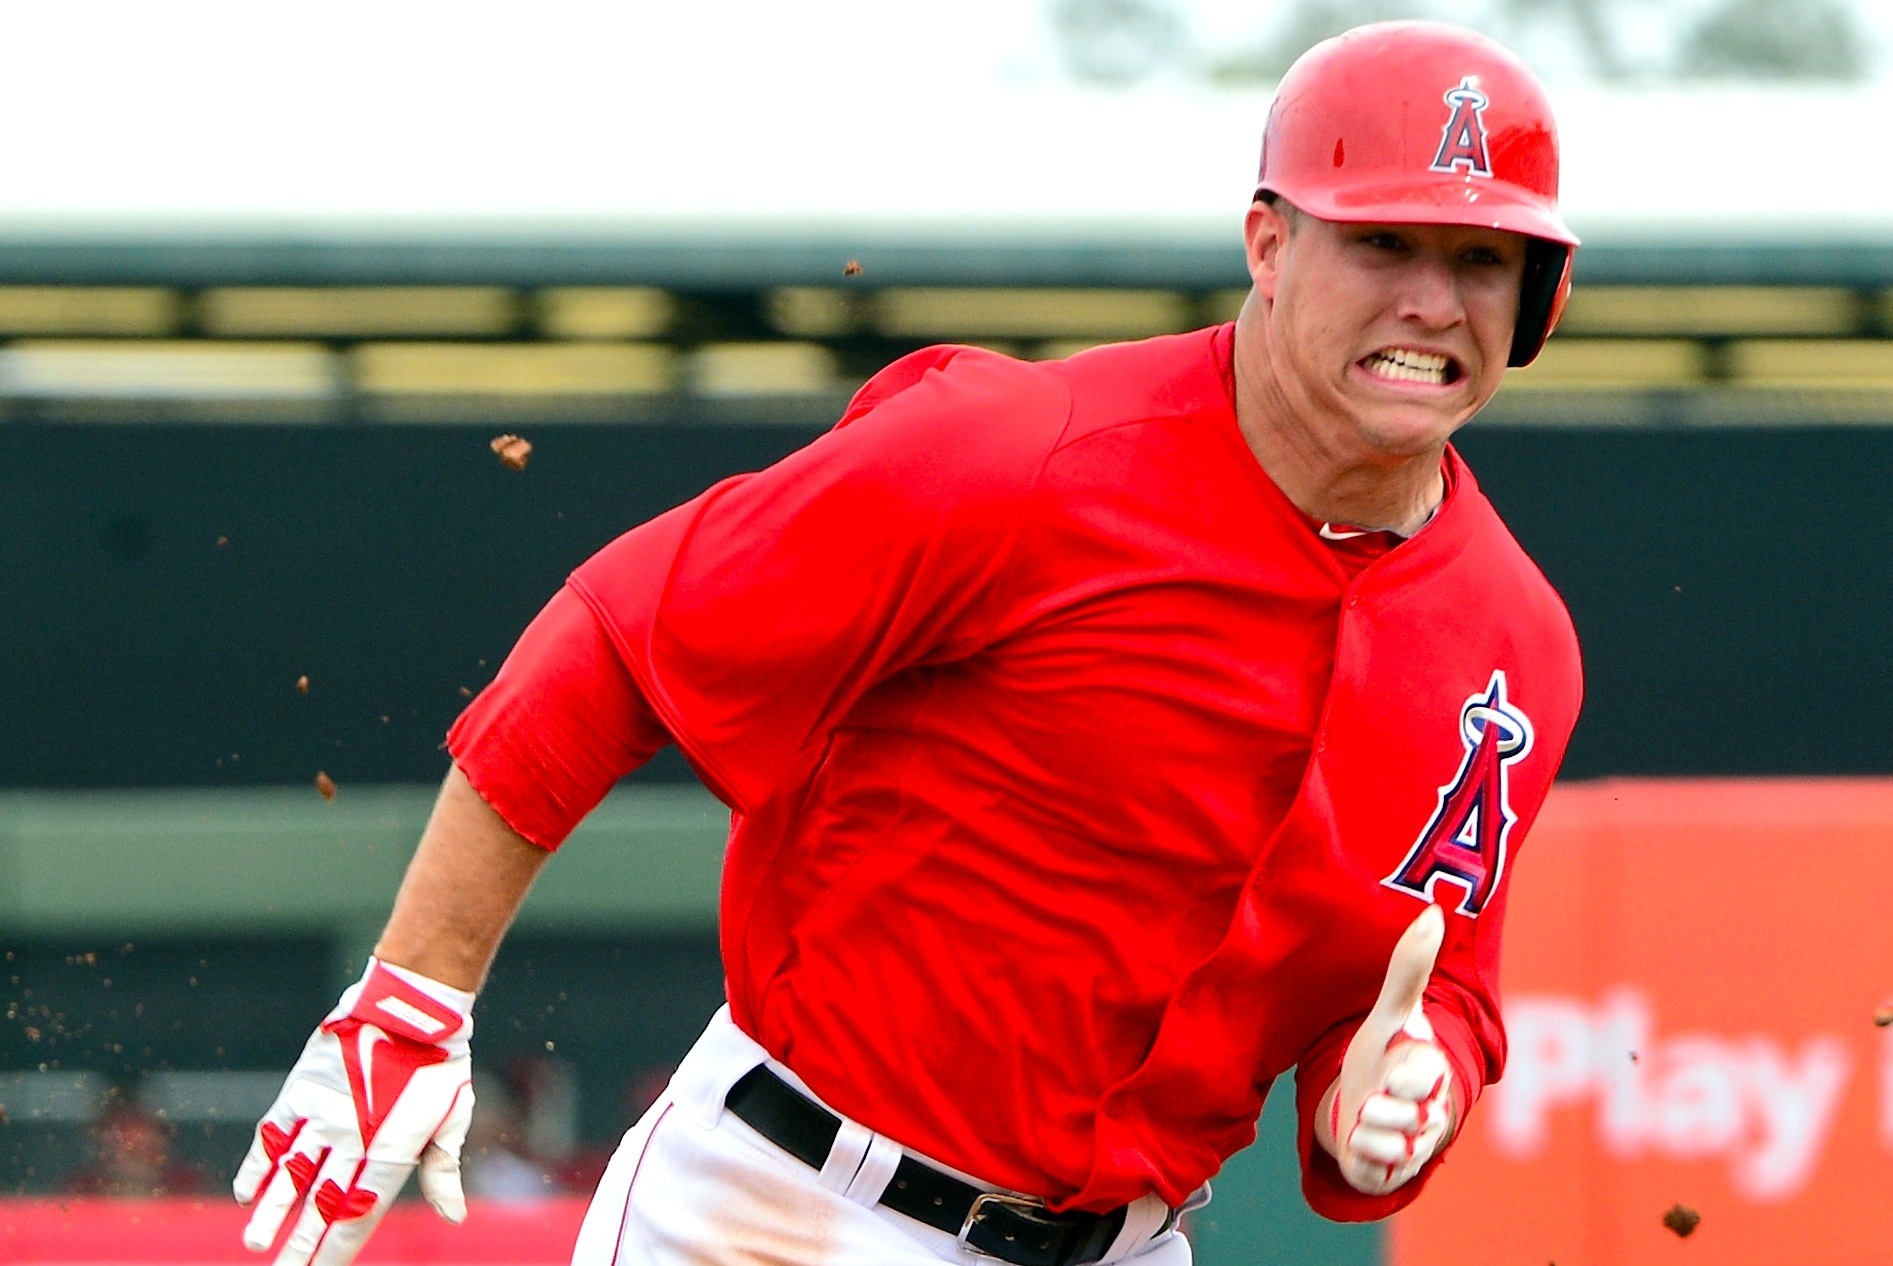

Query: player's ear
left=1245, top=197, right=1291, bottom=302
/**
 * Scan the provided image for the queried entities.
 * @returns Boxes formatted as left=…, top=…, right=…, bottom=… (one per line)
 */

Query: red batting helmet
left=1255, top=21, right=1578, bottom=367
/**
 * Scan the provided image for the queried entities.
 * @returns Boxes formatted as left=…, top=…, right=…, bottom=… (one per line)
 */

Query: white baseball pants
left=569, top=1007, right=1194, bottom=1266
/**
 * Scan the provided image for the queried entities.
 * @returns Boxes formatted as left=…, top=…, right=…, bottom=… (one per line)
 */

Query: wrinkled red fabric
left=452, top=326, right=1581, bottom=1218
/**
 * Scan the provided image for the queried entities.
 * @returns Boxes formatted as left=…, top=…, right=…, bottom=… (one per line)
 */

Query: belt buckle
left=958, top=1191, right=1057, bottom=1262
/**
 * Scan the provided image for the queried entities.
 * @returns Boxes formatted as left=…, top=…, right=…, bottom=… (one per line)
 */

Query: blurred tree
left=1204, top=0, right=1438, bottom=85
left=1044, top=0, right=1879, bottom=87
left=1490, top=0, right=1633, bottom=80
left=1677, top=0, right=1873, bottom=80
left=1050, top=0, right=1187, bottom=85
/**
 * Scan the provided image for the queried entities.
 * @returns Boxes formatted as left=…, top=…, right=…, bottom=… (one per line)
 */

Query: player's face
left=1244, top=202, right=1525, bottom=459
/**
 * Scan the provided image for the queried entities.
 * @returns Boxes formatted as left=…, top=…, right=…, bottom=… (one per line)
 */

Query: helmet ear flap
left=1509, top=241, right=1573, bottom=367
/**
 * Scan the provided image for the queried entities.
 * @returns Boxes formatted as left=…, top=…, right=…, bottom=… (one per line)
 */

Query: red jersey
left=451, top=324, right=1582, bottom=1220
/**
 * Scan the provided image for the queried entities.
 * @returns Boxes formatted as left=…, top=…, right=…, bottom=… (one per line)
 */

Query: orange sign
left=1392, top=778, right=1893, bottom=1266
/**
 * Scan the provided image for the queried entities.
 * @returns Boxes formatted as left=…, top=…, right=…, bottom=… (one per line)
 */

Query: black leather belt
left=724, top=1065, right=1155, bottom=1266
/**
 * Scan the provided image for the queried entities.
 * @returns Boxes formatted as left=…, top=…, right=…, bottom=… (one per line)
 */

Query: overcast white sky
left=1, top=1, right=1888, bottom=240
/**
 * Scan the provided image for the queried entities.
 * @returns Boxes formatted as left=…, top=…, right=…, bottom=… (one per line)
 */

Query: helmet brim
left=1259, top=177, right=1579, bottom=248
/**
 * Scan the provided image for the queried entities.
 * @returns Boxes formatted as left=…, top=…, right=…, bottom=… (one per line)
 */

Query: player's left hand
left=234, top=959, right=476, bottom=1266
left=1318, top=903, right=1454, bottom=1196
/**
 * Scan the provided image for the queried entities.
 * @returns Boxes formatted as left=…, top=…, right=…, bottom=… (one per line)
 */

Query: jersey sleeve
left=567, top=346, right=1070, bottom=814
left=447, top=584, right=674, bottom=849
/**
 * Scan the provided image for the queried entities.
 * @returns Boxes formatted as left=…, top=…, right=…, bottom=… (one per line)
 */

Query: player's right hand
left=1317, top=903, right=1454, bottom=1196
left=234, top=959, right=476, bottom=1266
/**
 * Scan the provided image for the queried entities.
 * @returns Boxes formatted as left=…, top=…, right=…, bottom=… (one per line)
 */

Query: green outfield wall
left=5, top=416, right=1891, bottom=789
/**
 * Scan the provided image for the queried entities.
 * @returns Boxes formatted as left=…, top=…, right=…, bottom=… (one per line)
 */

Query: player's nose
left=1392, top=252, right=1466, bottom=330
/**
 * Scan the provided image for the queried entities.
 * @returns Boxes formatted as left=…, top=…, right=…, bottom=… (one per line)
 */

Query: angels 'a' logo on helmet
left=1383, top=670, right=1533, bottom=916
left=1430, top=77, right=1494, bottom=178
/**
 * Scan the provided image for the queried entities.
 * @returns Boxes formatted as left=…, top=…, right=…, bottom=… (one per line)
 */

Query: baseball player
left=236, top=20, right=1583, bottom=1266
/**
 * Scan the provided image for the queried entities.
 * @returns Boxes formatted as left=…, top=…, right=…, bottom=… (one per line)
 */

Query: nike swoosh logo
left=356, top=1028, right=385, bottom=1125
left=1319, top=523, right=1370, bottom=540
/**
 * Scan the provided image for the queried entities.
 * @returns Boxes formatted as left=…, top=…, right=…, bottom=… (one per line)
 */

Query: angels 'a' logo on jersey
left=1430, top=77, right=1494, bottom=178
left=1384, top=670, right=1533, bottom=916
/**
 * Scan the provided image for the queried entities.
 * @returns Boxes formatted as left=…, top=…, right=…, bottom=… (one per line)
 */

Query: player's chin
left=1355, top=404, right=1476, bottom=458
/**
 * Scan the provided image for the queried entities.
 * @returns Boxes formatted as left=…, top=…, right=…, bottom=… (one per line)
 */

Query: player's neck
left=1231, top=331, right=1447, bottom=537
left=1255, top=434, right=1444, bottom=537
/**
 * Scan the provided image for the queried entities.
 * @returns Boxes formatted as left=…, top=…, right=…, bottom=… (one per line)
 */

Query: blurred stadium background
left=3, top=1, right=1891, bottom=1263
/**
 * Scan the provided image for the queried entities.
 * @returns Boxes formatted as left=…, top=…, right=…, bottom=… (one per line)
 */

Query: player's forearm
left=373, top=763, right=552, bottom=992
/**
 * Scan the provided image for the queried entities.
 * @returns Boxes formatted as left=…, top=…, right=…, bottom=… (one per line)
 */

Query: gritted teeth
left=1362, top=348, right=1458, bottom=385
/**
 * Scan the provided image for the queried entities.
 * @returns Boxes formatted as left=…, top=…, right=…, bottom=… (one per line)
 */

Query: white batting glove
left=234, top=959, right=476, bottom=1266
left=1318, top=904, right=1455, bottom=1196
